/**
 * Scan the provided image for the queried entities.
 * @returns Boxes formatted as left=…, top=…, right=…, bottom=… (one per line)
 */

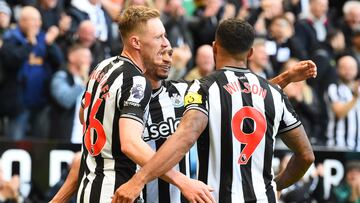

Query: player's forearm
left=132, top=111, right=207, bottom=187
left=277, top=126, right=315, bottom=191
left=269, top=71, right=290, bottom=89
left=50, top=165, right=79, bottom=202
left=120, top=118, right=189, bottom=186
left=130, top=129, right=195, bottom=189
left=274, top=153, right=314, bottom=191
left=122, top=137, right=189, bottom=186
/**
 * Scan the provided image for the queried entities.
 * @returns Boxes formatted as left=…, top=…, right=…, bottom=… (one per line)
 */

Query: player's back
left=185, top=67, right=301, bottom=203
left=77, top=56, right=152, bottom=203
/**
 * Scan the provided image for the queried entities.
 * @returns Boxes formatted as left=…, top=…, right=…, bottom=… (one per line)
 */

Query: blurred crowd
left=1, top=0, right=360, bottom=149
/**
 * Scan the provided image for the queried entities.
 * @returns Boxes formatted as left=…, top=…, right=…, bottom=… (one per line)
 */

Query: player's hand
left=111, top=177, right=144, bottom=203
left=286, top=60, right=317, bottom=83
left=178, top=179, right=215, bottom=203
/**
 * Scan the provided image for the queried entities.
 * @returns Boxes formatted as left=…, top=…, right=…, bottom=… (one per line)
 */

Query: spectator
left=295, top=0, right=332, bottom=54
left=189, top=0, right=225, bottom=53
left=283, top=58, right=321, bottom=144
left=339, top=1, right=360, bottom=47
left=0, top=0, right=12, bottom=135
left=35, top=0, right=69, bottom=33
left=0, top=0, right=11, bottom=43
left=58, top=20, right=105, bottom=70
left=331, top=160, right=360, bottom=203
left=248, top=37, right=274, bottom=79
left=1, top=6, right=63, bottom=140
left=311, top=29, right=346, bottom=95
left=167, top=44, right=192, bottom=80
left=49, top=44, right=91, bottom=143
left=100, top=0, right=123, bottom=21
left=247, top=0, right=285, bottom=36
left=348, top=30, right=360, bottom=67
left=309, top=29, right=346, bottom=145
left=184, top=44, right=214, bottom=81
left=325, top=55, right=360, bottom=151
left=0, top=0, right=11, bottom=82
left=161, top=0, right=193, bottom=49
left=267, top=15, right=307, bottom=74
left=68, top=0, right=113, bottom=57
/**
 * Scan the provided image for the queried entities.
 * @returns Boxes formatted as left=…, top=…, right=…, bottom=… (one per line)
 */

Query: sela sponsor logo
left=170, top=93, right=183, bottom=108
left=144, top=117, right=181, bottom=141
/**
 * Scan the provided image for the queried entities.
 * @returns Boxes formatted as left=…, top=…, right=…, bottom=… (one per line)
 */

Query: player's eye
left=167, top=50, right=173, bottom=57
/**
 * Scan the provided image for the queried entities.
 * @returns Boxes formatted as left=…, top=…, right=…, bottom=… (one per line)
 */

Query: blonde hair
left=117, top=5, right=160, bottom=40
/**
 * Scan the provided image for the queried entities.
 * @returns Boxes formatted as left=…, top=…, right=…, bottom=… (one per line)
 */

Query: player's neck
left=121, top=49, right=146, bottom=73
left=149, top=78, right=162, bottom=89
left=249, top=61, right=264, bottom=73
left=215, top=56, right=248, bottom=70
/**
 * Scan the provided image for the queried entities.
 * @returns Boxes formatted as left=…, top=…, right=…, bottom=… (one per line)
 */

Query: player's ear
left=212, top=41, right=217, bottom=56
left=247, top=47, right=253, bottom=58
left=129, top=35, right=141, bottom=50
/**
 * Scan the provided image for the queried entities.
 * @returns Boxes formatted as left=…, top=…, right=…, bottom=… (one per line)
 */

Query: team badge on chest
left=170, top=93, right=183, bottom=108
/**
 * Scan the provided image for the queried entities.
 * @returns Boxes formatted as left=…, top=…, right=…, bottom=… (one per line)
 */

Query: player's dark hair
left=215, top=18, right=255, bottom=55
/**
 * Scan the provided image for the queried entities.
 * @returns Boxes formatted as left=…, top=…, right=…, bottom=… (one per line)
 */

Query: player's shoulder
left=193, top=70, right=221, bottom=88
left=94, top=56, right=120, bottom=70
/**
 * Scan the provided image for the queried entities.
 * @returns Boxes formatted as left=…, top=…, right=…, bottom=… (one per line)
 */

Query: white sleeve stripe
left=184, top=106, right=208, bottom=116
left=278, top=120, right=302, bottom=134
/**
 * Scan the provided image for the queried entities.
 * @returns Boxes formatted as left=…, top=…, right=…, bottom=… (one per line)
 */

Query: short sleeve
left=183, top=79, right=208, bottom=116
left=117, top=75, right=152, bottom=125
left=278, top=92, right=302, bottom=134
left=327, top=83, right=339, bottom=103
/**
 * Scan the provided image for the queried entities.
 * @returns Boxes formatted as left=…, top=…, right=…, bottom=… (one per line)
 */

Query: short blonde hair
left=117, top=6, right=160, bottom=40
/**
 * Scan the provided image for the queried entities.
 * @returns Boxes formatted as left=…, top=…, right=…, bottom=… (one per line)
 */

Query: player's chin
left=157, top=72, right=169, bottom=80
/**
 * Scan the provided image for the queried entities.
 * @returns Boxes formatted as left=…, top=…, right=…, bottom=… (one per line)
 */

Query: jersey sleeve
left=117, top=75, right=152, bottom=125
left=327, top=83, right=340, bottom=103
left=183, top=79, right=208, bottom=116
left=278, top=91, right=302, bottom=134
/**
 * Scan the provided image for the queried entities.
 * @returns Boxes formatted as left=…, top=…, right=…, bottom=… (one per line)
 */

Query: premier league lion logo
left=130, top=84, right=144, bottom=100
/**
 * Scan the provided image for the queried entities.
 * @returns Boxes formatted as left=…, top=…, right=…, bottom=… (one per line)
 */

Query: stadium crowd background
left=0, top=0, right=359, bottom=202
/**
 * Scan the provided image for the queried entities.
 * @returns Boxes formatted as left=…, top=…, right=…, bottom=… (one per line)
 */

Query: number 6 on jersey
left=83, top=92, right=106, bottom=156
left=232, top=106, right=266, bottom=165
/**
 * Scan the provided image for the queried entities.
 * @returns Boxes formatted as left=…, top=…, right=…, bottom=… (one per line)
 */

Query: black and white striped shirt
left=184, top=67, right=301, bottom=203
left=326, top=82, right=360, bottom=151
left=77, top=56, right=152, bottom=203
left=142, top=80, right=191, bottom=203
